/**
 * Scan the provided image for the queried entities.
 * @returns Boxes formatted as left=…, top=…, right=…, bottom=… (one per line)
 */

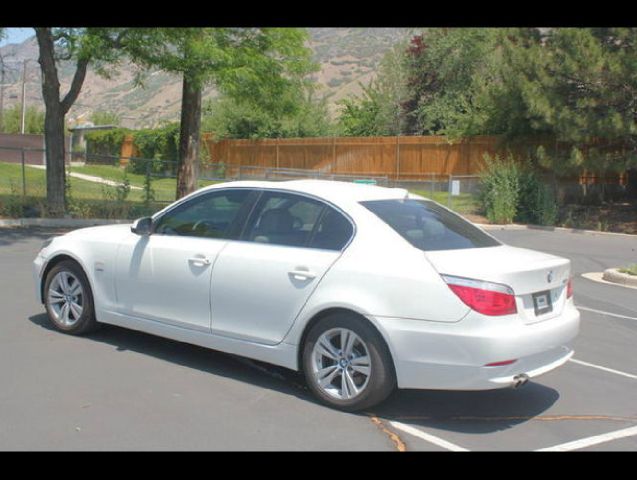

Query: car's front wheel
left=302, top=313, right=396, bottom=411
left=44, top=260, right=98, bottom=335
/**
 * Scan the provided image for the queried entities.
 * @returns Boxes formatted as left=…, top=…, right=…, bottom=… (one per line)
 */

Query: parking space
left=370, top=227, right=637, bottom=451
left=1, top=225, right=636, bottom=450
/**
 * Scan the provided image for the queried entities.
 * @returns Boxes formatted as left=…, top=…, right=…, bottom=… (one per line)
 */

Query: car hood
left=62, top=223, right=133, bottom=242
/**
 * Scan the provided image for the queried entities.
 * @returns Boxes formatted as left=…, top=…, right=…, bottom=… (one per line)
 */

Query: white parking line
left=389, top=421, right=469, bottom=451
left=570, top=358, right=637, bottom=380
left=536, top=425, right=637, bottom=451
left=576, top=305, right=637, bottom=322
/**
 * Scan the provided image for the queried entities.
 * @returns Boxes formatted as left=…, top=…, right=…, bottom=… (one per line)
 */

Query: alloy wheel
left=47, top=271, right=84, bottom=327
left=311, top=328, right=372, bottom=400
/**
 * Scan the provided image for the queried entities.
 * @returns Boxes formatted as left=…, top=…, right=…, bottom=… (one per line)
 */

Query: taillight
left=566, top=278, right=573, bottom=298
left=442, top=275, right=517, bottom=316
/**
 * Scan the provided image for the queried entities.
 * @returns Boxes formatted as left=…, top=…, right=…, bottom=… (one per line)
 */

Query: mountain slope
left=0, top=28, right=412, bottom=128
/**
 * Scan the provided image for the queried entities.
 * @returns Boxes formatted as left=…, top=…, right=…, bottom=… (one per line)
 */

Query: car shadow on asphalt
left=29, top=312, right=560, bottom=433
left=371, top=383, right=560, bottom=435
left=28, top=313, right=315, bottom=404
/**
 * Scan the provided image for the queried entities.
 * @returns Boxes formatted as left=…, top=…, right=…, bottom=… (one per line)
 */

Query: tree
left=495, top=28, right=637, bottom=187
left=203, top=82, right=334, bottom=139
left=0, top=104, right=45, bottom=134
left=337, top=44, right=410, bottom=136
left=34, top=28, right=127, bottom=215
left=401, top=28, right=503, bottom=138
left=123, top=28, right=316, bottom=199
left=89, top=110, right=121, bottom=126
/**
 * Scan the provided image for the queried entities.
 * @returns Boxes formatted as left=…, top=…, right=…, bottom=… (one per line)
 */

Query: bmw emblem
left=547, top=271, right=554, bottom=283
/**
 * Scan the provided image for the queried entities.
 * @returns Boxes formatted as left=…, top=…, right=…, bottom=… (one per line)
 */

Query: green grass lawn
left=1, top=162, right=169, bottom=219
left=70, top=164, right=217, bottom=203
left=1, top=161, right=482, bottom=219
left=1, top=162, right=119, bottom=200
left=410, top=189, right=481, bottom=215
left=619, top=264, right=637, bottom=276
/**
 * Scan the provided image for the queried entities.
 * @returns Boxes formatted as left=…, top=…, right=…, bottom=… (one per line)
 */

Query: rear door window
left=308, top=207, right=354, bottom=251
left=243, top=192, right=325, bottom=247
left=361, top=199, right=500, bottom=251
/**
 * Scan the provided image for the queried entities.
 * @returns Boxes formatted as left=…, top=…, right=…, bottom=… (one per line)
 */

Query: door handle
left=188, top=256, right=211, bottom=266
left=288, top=268, right=316, bottom=280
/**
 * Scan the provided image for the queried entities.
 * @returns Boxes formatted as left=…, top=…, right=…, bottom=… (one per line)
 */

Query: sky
left=0, top=28, right=35, bottom=47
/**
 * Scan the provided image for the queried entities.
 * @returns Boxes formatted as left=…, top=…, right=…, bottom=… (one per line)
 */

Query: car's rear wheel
left=302, top=313, right=396, bottom=411
left=44, top=260, right=98, bottom=335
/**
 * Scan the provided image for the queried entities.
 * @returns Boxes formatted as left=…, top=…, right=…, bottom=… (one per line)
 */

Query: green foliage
left=338, top=85, right=384, bottom=136
left=203, top=86, right=335, bottom=139
left=401, top=29, right=503, bottom=138
left=619, top=264, right=637, bottom=276
left=85, top=128, right=131, bottom=161
left=122, top=28, right=317, bottom=111
left=90, top=110, right=121, bottom=126
left=479, top=154, right=520, bottom=224
left=99, top=170, right=131, bottom=218
left=338, top=44, right=409, bottom=136
left=516, top=170, right=558, bottom=226
left=368, top=28, right=637, bottom=189
left=0, top=105, right=45, bottom=134
left=480, top=153, right=558, bottom=225
left=128, top=123, right=180, bottom=174
left=493, top=28, right=637, bottom=178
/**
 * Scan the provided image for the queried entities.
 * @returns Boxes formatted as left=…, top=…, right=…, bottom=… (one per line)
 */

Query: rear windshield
left=361, top=199, right=501, bottom=251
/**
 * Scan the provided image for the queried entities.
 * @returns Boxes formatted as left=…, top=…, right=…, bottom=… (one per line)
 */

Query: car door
left=209, top=190, right=355, bottom=345
left=115, top=188, right=257, bottom=332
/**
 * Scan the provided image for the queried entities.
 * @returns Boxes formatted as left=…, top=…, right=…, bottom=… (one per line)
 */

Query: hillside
left=0, top=28, right=412, bottom=129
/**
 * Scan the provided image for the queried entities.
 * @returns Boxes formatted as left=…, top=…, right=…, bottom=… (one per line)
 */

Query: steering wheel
left=192, top=220, right=215, bottom=233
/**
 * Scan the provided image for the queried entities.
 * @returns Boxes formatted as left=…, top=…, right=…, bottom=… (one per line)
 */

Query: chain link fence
left=392, top=174, right=482, bottom=216
left=1, top=148, right=483, bottom=218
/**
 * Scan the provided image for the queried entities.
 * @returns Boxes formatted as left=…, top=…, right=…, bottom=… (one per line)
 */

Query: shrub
left=479, top=153, right=558, bottom=226
left=85, top=128, right=131, bottom=164
left=516, top=170, right=558, bottom=226
left=479, top=153, right=520, bottom=224
left=127, top=123, right=180, bottom=175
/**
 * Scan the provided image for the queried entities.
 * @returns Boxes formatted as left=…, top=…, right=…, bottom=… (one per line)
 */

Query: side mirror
left=131, top=217, right=153, bottom=236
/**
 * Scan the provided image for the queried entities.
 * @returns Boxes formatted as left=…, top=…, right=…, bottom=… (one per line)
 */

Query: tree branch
left=60, top=56, right=89, bottom=114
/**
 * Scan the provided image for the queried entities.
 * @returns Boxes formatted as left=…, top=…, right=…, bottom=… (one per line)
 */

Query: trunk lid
left=426, top=245, right=571, bottom=323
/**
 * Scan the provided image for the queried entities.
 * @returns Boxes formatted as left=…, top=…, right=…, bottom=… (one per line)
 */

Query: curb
left=477, top=223, right=637, bottom=238
left=602, top=268, right=637, bottom=288
left=581, top=272, right=637, bottom=290
left=0, top=218, right=130, bottom=228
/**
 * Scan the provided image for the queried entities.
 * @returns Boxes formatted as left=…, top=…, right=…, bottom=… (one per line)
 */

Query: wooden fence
left=204, top=135, right=505, bottom=180
left=118, top=134, right=628, bottom=185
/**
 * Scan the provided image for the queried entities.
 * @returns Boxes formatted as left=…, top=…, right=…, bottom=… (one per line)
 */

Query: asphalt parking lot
left=1, top=225, right=636, bottom=451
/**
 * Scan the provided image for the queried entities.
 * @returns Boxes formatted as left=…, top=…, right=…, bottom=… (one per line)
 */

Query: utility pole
left=0, top=66, right=5, bottom=133
left=20, top=59, right=27, bottom=134
left=0, top=54, right=8, bottom=134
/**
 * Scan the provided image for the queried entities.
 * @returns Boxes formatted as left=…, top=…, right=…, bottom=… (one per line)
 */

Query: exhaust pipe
left=512, top=374, right=529, bottom=389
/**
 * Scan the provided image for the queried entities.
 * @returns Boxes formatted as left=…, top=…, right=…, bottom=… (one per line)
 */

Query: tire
left=302, top=313, right=396, bottom=412
left=43, top=260, right=99, bottom=335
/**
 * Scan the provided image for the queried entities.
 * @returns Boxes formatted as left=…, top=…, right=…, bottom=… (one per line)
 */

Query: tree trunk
left=35, top=28, right=90, bottom=216
left=44, top=104, right=67, bottom=215
left=176, top=74, right=202, bottom=199
left=36, top=28, right=66, bottom=216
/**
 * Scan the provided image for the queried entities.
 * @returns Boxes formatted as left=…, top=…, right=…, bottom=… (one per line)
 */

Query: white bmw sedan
left=33, top=180, right=580, bottom=411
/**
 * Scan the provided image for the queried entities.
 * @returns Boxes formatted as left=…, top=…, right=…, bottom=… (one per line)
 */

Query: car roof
left=202, top=179, right=414, bottom=206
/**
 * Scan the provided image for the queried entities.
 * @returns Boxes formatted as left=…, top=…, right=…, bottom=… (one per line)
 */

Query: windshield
left=361, top=199, right=501, bottom=251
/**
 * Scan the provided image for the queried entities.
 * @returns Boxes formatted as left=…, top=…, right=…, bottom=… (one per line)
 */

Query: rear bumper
left=373, top=304, right=580, bottom=390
